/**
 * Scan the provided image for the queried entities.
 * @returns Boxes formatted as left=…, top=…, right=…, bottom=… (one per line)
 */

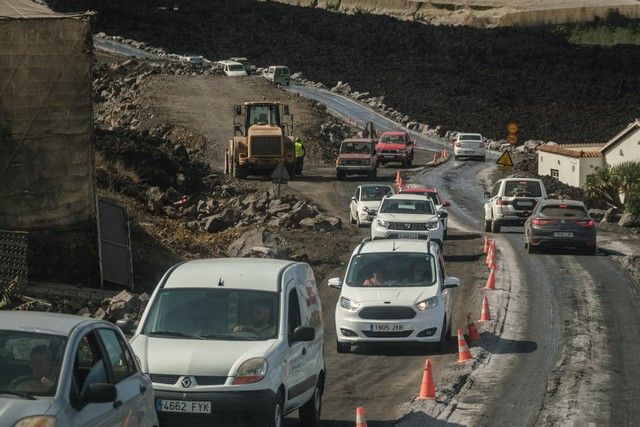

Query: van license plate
left=370, top=324, right=404, bottom=332
left=156, top=399, right=212, bottom=414
left=554, top=232, right=573, bottom=238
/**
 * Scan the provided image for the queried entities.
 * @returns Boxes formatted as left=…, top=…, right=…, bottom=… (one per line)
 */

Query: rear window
left=504, top=180, right=543, bottom=197
left=458, top=134, right=482, bottom=141
left=341, top=142, right=371, bottom=154
left=229, top=64, right=245, bottom=71
left=380, top=134, right=406, bottom=143
left=540, top=204, right=587, bottom=218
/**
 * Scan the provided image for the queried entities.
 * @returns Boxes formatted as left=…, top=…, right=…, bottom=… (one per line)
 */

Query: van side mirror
left=291, top=326, right=315, bottom=342
left=234, top=105, right=242, bottom=116
left=328, top=277, right=342, bottom=289
left=116, top=319, right=135, bottom=336
left=283, top=105, right=290, bottom=115
left=483, top=191, right=491, bottom=198
left=83, top=383, right=117, bottom=404
left=443, top=277, right=460, bottom=289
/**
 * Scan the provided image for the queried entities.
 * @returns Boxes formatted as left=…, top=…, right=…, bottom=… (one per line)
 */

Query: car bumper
left=371, top=225, right=444, bottom=242
left=378, top=154, right=406, bottom=162
left=153, top=389, right=276, bottom=427
left=494, top=210, right=532, bottom=225
left=454, top=148, right=485, bottom=157
left=336, top=305, right=444, bottom=343
left=529, top=230, right=596, bottom=248
left=337, top=166, right=372, bottom=174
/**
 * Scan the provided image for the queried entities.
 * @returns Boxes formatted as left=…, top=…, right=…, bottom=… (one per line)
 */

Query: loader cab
left=234, top=103, right=292, bottom=136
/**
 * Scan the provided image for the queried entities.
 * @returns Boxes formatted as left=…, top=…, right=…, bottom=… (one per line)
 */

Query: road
left=98, top=37, right=640, bottom=425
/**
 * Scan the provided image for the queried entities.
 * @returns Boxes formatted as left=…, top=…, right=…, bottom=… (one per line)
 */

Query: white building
left=538, top=119, right=640, bottom=188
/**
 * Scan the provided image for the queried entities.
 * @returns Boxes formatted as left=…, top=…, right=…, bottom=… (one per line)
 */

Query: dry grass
left=95, top=151, right=141, bottom=184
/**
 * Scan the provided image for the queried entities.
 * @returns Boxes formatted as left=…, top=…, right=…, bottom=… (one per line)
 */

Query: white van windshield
left=345, top=253, right=437, bottom=287
left=229, top=64, right=245, bottom=71
left=143, top=289, right=279, bottom=341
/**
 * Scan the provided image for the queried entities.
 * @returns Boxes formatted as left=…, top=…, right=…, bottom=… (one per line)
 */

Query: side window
left=287, top=288, right=301, bottom=338
left=438, top=253, right=446, bottom=283
left=97, top=329, right=137, bottom=384
left=491, top=182, right=501, bottom=197
left=74, top=333, right=108, bottom=395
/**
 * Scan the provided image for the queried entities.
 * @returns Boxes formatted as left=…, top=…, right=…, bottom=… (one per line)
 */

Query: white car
left=129, top=258, right=324, bottom=427
left=263, top=66, right=291, bottom=86
left=349, top=184, right=394, bottom=227
left=398, top=185, right=451, bottom=239
left=217, top=60, right=247, bottom=76
left=329, top=238, right=459, bottom=353
left=0, top=311, right=158, bottom=427
left=453, top=133, right=485, bottom=161
left=484, top=177, right=547, bottom=232
left=371, top=194, right=444, bottom=247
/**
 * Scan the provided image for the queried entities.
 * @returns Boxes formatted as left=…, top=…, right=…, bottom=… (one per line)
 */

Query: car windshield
left=229, top=64, right=245, bottom=71
left=380, top=198, right=435, bottom=215
left=380, top=135, right=405, bottom=143
left=361, top=186, right=393, bottom=201
left=249, top=105, right=278, bottom=125
left=0, top=330, right=66, bottom=397
left=540, top=204, right=587, bottom=218
left=459, top=134, right=482, bottom=141
left=504, top=181, right=543, bottom=197
left=341, top=142, right=371, bottom=154
left=345, top=252, right=437, bottom=287
left=142, top=288, right=279, bottom=341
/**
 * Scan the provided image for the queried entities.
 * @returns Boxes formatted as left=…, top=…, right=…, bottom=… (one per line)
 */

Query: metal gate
left=98, top=198, right=134, bottom=290
left=0, top=230, right=28, bottom=288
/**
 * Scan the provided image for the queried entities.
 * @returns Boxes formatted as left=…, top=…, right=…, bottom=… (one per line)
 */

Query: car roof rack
left=356, top=237, right=372, bottom=254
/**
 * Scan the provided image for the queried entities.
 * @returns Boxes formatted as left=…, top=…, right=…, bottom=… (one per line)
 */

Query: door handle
left=113, top=400, right=123, bottom=409
left=301, top=347, right=307, bottom=356
left=140, top=385, right=147, bottom=394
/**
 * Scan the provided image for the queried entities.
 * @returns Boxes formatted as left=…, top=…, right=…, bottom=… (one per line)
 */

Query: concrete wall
left=0, top=16, right=100, bottom=285
left=604, top=127, right=640, bottom=167
left=538, top=150, right=605, bottom=188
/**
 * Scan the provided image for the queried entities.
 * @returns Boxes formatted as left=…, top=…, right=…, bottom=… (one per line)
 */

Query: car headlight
left=377, top=219, right=390, bottom=228
left=426, top=220, right=440, bottom=230
left=339, top=296, right=360, bottom=312
left=232, top=357, right=267, bottom=385
left=415, top=296, right=439, bottom=311
left=15, top=417, right=56, bottom=427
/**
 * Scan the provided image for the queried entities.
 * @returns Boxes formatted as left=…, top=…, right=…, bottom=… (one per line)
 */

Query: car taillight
left=495, top=199, right=503, bottom=206
left=532, top=218, right=556, bottom=225
left=479, top=142, right=484, bottom=148
left=573, top=219, right=594, bottom=228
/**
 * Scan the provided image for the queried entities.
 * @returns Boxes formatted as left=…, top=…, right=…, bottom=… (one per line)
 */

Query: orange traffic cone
left=484, top=266, right=496, bottom=290
left=356, top=406, right=368, bottom=427
left=443, top=149, right=448, bottom=159
left=479, top=295, right=492, bottom=322
left=457, top=328, right=473, bottom=363
left=485, top=242, right=493, bottom=267
left=417, top=358, right=436, bottom=400
left=483, top=236, right=490, bottom=254
left=486, top=243, right=496, bottom=269
left=395, top=171, right=401, bottom=186
left=466, top=314, right=481, bottom=342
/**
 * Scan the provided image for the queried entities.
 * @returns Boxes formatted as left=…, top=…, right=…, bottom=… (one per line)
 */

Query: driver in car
left=233, top=301, right=276, bottom=337
left=363, top=268, right=386, bottom=286
left=11, top=345, right=56, bottom=393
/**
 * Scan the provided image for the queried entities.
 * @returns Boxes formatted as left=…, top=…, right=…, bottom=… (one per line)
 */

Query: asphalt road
left=96, top=37, right=640, bottom=425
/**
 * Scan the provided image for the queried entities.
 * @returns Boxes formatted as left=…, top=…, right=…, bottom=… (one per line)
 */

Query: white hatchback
left=349, top=184, right=394, bottom=227
left=453, top=133, right=485, bottom=161
left=371, top=194, right=444, bottom=246
left=329, top=238, right=459, bottom=353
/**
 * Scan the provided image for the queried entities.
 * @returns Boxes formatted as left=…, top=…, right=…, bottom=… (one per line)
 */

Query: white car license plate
left=370, top=323, right=404, bottom=332
left=519, top=201, right=533, bottom=206
left=156, top=399, right=212, bottom=414
left=554, top=232, right=573, bottom=238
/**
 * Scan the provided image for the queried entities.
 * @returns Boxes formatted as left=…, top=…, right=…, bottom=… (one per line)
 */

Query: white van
left=217, top=60, right=247, bottom=77
left=263, top=65, right=291, bottom=85
left=129, top=258, right=325, bottom=427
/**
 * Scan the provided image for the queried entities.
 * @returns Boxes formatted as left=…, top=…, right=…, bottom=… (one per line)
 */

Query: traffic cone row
left=485, top=241, right=496, bottom=269
left=484, top=266, right=496, bottom=290
left=479, top=295, right=492, bottom=322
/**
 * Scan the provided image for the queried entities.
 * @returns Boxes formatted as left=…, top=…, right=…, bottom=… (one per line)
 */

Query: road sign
left=271, top=163, right=290, bottom=184
left=507, top=122, right=518, bottom=134
left=507, top=134, right=517, bottom=144
left=271, top=163, right=290, bottom=197
left=496, top=150, right=514, bottom=167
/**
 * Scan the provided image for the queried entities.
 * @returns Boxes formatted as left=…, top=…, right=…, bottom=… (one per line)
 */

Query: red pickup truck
left=375, top=131, right=415, bottom=168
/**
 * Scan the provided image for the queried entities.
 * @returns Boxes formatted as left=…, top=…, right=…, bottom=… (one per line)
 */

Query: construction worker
left=294, top=136, right=305, bottom=175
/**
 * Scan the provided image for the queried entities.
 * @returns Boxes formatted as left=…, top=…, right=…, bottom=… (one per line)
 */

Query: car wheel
left=402, top=159, right=408, bottom=168
left=336, top=171, right=344, bottom=181
left=368, top=170, right=375, bottom=180
left=270, top=391, right=284, bottom=427
left=356, top=215, right=362, bottom=228
left=373, top=169, right=377, bottom=179
left=483, top=219, right=491, bottom=232
left=527, top=239, right=537, bottom=254
left=436, top=319, right=450, bottom=353
left=336, top=340, right=350, bottom=354
left=491, top=219, right=501, bottom=233
left=480, top=156, right=486, bottom=162
left=299, top=381, right=322, bottom=426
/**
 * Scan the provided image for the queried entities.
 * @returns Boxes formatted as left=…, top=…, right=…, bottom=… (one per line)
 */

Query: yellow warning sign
left=496, top=150, right=514, bottom=167
left=507, top=134, right=517, bottom=144
left=507, top=122, right=519, bottom=134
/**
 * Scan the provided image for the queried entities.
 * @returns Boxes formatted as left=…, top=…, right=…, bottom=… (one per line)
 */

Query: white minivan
left=263, top=65, right=291, bottom=85
left=129, top=258, right=325, bottom=427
